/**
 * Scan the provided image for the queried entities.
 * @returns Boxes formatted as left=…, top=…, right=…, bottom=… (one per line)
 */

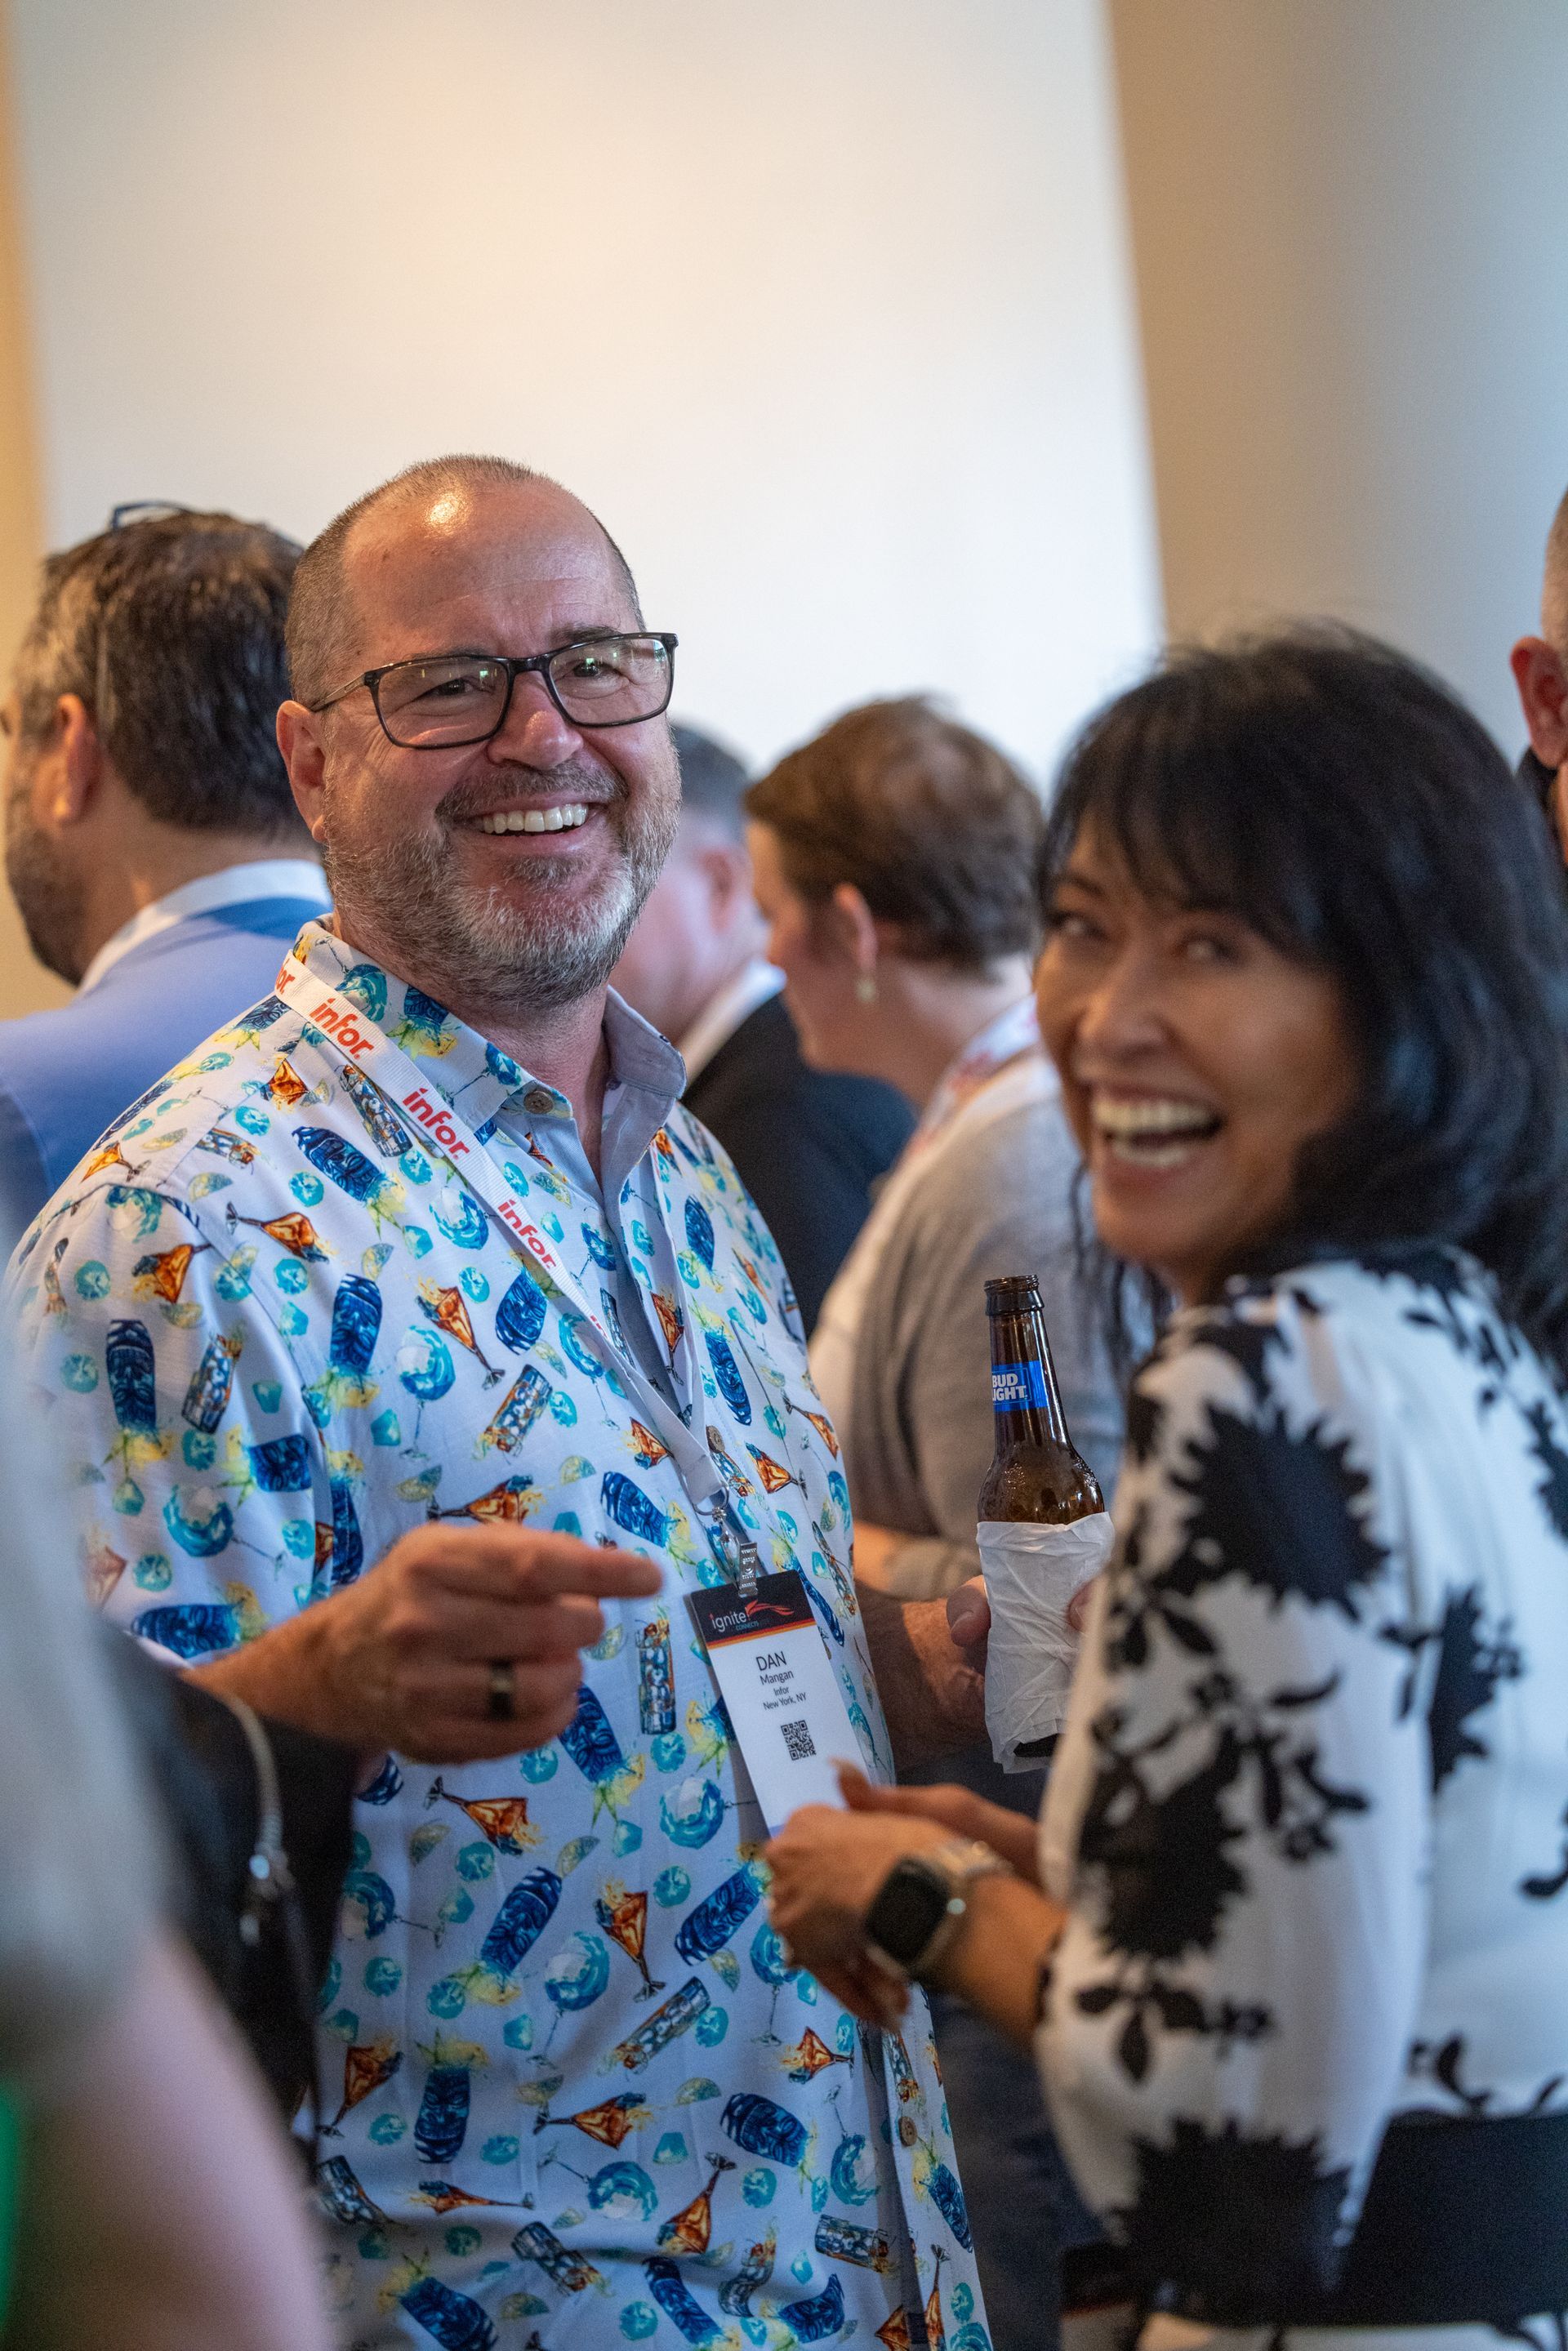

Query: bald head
left=285, top=454, right=642, bottom=708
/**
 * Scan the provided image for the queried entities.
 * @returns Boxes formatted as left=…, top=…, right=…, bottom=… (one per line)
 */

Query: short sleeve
left=10, top=1188, right=331, bottom=1656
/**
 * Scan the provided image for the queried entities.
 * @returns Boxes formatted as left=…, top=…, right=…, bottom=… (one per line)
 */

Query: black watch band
left=863, top=1839, right=1008, bottom=1982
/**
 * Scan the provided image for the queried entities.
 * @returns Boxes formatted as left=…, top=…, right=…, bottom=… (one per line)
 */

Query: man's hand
left=945, top=1571, right=1099, bottom=1668
left=857, top=1587, right=986, bottom=1767
left=195, top=1526, right=662, bottom=1763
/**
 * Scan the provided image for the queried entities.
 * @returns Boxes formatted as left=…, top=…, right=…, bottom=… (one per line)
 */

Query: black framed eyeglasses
left=308, top=633, right=679, bottom=747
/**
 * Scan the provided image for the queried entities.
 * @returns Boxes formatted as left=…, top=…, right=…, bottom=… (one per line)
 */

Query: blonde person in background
left=745, top=697, right=1125, bottom=2351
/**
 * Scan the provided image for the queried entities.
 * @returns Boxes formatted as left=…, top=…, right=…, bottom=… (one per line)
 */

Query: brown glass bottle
left=977, top=1276, right=1103, bottom=1525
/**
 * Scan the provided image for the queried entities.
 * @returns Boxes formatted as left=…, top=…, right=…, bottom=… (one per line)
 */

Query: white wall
left=7, top=0, right=1161, bottom=785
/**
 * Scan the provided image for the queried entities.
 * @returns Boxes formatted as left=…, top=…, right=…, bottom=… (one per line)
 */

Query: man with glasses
left=0, top=506, right=331, bottom=1229
left=11, top=455, right=986, bottom=2350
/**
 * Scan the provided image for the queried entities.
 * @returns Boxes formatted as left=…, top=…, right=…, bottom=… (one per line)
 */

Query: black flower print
left=1045, top=1256, right=1568, bottom=2321
left=1162, top=1405, right=1391, bottom=1619
left=1523, top=1399, right=1568, bottom=1540
left=1426, top=1588, right=1525, bottom=1790
left=1114, top=2117, right=1352, bottom=2320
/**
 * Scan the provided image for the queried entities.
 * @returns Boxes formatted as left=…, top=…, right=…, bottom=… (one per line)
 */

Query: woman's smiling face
left=1035, top=824, right=1359, bottom=1306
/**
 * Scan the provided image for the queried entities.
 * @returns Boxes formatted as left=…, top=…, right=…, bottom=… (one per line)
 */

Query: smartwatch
left=863, top=1837, right=1009, bottom=1984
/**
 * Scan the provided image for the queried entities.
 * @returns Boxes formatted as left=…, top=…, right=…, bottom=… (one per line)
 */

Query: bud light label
left=991, top=1359, right=1049, bottom=1409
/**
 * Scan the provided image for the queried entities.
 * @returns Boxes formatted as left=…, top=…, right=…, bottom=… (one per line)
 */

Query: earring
left=855, top=973, right=878, bottom=1004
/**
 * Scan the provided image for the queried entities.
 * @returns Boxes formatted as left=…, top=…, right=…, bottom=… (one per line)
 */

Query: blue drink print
left=719, top=2226, right=777, bottom=2317
left=316, top=2155, right=382, bottom=2226
left=814, top=2214, right=890, bottom=2269
left=294, top=1124, right=387, bottom=1205
left=106, top=1318, right=156, bottom=1432
left=415, top=2058, right=473, bottom=2163
left=644, top=2257, right=722, bottom=2345
left=480, top=1367, right=550, bottom=1454
left=341, top=1062, right=413, bottom=1158
left=704, top=1329, right=751, bottom=1423
left=559, top=1685, right=626, bottom=1785
left=684, top=1196, right=715, bottom=1270
left=512, top=2222, right=605, bottom=2293
left=675, top=1864, right=764, bottom=1964
left=327, top=1478, right=364, bottom=1588
left=607, top=1977, right=710, bottom=2072
left=721, top=2092, right=807, bottom=2167
left=400, top=2274, right=497, bottom=2351
left=336, top=962, right=388, bottom=1022
left=602, top=1471, right=669, bottom=1547
left=247, top=1432, right=312, bottom=1492
left=581, top=1221, right=617, bottom=1273
left=182, top=1331, right=241, bottom=1433
left=781, top=2273, right=846, bottom=2341
left=479, top=1868, right=563, bottom=1978
left=805, top=1582, right=844, bottom=1646
left=496, top=1266, right=548, bottom=1353
left=397, top=984, right=452, bottom=1053
left=637, top=1615, right=675, bottom=1735
left=329, top=1274, right=382, bottom=1375
left=928, top=2161, right=973, bottom=2248
left=130, top=1601, right=238, bottom=1659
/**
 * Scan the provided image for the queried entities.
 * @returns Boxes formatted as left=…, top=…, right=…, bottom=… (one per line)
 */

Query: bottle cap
left=984, top=1275, right=1042, bottom=1312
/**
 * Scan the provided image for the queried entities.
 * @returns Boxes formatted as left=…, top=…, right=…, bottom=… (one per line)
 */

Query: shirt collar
left=676, top=957, right=786, bottom=1086
left=293, top=920, right=685, bottom=1137
left=77, top=857, right=330, bottom=996
left=912, top=992, right=1042, bottom=1145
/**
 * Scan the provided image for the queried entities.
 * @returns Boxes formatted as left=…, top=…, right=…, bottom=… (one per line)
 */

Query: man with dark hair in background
left=0, top=507, right=328, bottom=1224
left=613, top=722, right=912, bottom=1329
left=1510, top=483, right=1568, bottom=861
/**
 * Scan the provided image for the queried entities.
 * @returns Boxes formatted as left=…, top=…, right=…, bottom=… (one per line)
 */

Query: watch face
left=866, top=1862, right=951, bottom=1970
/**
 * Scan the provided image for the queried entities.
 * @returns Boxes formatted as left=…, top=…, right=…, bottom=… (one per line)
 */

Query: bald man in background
left=1510, top=485, right=1568, bottom=859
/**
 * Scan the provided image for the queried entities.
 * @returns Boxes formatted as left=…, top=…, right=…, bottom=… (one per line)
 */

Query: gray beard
left=319, top=765, right=676, bottom=1017
left=4, top=778, right=87, bottom=984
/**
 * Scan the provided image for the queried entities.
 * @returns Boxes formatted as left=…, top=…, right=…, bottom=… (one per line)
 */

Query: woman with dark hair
left=768, top=634, right=1568, bottom=2344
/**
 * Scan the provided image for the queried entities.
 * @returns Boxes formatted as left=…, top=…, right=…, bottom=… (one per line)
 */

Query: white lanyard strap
left=273, top=953, right=737, bottom=1543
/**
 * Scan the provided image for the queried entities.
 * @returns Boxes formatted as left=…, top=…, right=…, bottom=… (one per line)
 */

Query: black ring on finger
left=485, top=1659, right=514, bottom=1721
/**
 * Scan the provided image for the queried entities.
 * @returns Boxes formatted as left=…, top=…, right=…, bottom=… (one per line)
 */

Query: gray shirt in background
left=836, top=1079, right=1125, bottom=1598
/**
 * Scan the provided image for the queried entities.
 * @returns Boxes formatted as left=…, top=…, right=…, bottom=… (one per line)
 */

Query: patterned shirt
left=1038, top=1248, right=1568, bottom=2327
left=9, top=921, right=987, bottom=2351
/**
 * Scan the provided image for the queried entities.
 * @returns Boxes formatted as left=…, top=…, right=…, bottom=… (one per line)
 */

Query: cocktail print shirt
left=9, top=921, right=987, bottom=2351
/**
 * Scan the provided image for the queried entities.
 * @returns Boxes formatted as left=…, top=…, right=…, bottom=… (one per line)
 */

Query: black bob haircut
left=1041, top=628, right=1568, bottom=1374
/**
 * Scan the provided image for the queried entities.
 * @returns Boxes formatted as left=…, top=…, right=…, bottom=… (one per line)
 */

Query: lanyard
left=273, top=951, right=760, bottom=1587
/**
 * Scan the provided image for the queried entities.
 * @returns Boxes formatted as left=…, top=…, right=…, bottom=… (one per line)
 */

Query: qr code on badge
left=781, top=1717, right=817, bottom=1761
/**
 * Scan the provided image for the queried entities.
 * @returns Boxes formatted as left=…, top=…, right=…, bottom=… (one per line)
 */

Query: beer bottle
left=977, top=1275, right=1109, bottom=1766
left=978, top=1276, right=1102, bottom=1526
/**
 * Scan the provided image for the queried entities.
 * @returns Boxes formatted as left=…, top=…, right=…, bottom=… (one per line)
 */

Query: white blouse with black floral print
left=1037, top=1247, right=1568, bottom=2336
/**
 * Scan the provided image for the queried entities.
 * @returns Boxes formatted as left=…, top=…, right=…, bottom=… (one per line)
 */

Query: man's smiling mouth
left=475, top=804, right=590, bottom=835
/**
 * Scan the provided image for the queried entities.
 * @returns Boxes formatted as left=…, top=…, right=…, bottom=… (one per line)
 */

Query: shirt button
left=523, top=1087, right=558, bottom=1115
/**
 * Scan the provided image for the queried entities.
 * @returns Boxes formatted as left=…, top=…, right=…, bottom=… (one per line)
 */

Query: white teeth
left=1091, top=1095, right=1219, bottom=1138
left=478, top=804, right=590, bottom=835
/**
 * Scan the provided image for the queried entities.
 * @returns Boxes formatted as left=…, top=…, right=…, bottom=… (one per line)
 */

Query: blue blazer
left=0, top=894, right=325, bottom=1231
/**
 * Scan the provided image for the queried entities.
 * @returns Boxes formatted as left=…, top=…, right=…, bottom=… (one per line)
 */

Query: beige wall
left=0, top=2, right=65, bottom=1017
left=1110, top=0, right=1568, bottom=750
left=6, top=0, right=1160, bottom=787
